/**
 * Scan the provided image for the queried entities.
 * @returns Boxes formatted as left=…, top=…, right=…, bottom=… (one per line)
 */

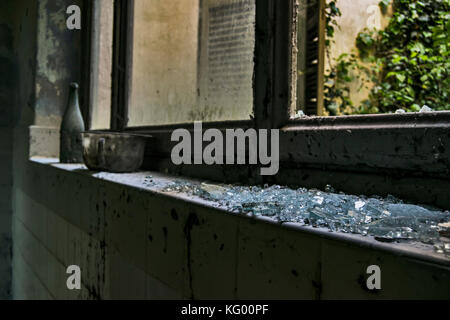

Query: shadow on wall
left=0, top=19, right=15, bottom=300
left=0, top=0, right=39, bottom=300
left=0, top=23, right=17, bottom=128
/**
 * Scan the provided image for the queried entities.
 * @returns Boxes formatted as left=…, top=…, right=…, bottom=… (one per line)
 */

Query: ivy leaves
left=325, top=1, right=342, bottom=47
left=372, top=0, right=450, bottom=112
left=324, top=0, right=450, bottom=115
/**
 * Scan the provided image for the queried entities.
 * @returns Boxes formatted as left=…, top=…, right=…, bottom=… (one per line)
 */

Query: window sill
left=30, top=157, right=450, bottom=268
left=107, top=112, right=450, bottom=209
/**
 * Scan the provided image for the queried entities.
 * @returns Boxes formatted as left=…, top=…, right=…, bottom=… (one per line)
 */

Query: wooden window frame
left=108, top=0, right=291, bottom=130
left=87, top=0, right=450, bottom=209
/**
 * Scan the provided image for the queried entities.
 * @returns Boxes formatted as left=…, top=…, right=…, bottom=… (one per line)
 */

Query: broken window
left=89, top=0, right=449, bottom=125
left=85, top=0, right=449, bottom=212
left=292, top=0, right=450, bottom=117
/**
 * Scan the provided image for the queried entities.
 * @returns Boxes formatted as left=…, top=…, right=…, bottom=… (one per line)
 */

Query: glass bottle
left=60, top=82, right=85, bottom=163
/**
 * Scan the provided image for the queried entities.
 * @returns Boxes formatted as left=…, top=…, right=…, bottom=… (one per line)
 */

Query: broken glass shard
left=160, top=181, right=450, bottom=250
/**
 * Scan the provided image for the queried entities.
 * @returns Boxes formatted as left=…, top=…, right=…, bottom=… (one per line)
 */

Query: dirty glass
left=90, top=0, right=114, bottom=129
left=127, top=0, right=255, bottom=126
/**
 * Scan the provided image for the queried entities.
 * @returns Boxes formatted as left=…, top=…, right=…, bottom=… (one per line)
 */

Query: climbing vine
left=324, top=0, right=450, bottom=115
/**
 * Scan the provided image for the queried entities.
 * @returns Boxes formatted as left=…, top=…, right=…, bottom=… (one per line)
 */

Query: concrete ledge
left=14, top=157, right=450, bottom=299
left=29, top=126, right=59, bottom=158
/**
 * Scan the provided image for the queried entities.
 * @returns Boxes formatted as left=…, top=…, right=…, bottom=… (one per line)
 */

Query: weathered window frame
left=108, top=0, right=285, bottom=131
left=106, top=1, right=293, bottom=142
left=88, top=0, right=450, bottom=209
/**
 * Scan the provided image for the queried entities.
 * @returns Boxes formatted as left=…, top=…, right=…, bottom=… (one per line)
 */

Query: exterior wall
left=327, top=0, right=392, bottom=61
left=326, top=0, right=393, bottom=108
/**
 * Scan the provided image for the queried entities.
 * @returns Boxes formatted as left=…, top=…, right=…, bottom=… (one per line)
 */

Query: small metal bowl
left=81, top=131, right=149, bottom=173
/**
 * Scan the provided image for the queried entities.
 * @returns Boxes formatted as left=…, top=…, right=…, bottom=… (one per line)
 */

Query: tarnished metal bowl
left=81, top=132, right=149, bottom=173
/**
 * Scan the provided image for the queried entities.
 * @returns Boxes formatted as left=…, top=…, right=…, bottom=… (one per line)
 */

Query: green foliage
left=324, top=1, right=345, bottom=115
left=324, top=0, right=450, bottom=115
left=325, top=1, right=342, bottom=47
left=379, top=0, right=392, bottom=13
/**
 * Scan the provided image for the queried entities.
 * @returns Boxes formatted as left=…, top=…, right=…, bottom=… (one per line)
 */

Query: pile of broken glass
left=162, top=181, right=450, bottom=253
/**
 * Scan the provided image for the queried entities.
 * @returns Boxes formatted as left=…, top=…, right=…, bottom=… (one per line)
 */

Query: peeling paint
left=34, top=0, right=83, bottom=126
left=184, top=212, right=200, bottom=299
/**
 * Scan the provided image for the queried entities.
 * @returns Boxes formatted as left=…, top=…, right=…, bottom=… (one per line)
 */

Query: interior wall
left=0, top=0, right=34, bottom=299
left=5, top=0, right=83, bottom=299
left=34, top=0, right=84, bottom=128
left=0, top=2, right=16, bottom=299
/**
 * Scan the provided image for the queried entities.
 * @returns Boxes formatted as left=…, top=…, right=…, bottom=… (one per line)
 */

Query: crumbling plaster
left=34, top=0, right=83, bottom=128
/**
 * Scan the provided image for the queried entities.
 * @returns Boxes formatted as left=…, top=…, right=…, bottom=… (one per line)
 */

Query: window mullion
left=111, top=0, right=134, bottom=130
left=254, top=0, right=293, bottom=130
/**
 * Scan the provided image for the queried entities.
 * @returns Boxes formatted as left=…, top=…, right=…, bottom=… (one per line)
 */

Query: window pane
left=293, top=0, right=324, bottom=117
left=90, top=0, right=114, bottom=129
left=294, top=0, right=449, bottom=117
left=128, top=0, right=255, bottom=126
